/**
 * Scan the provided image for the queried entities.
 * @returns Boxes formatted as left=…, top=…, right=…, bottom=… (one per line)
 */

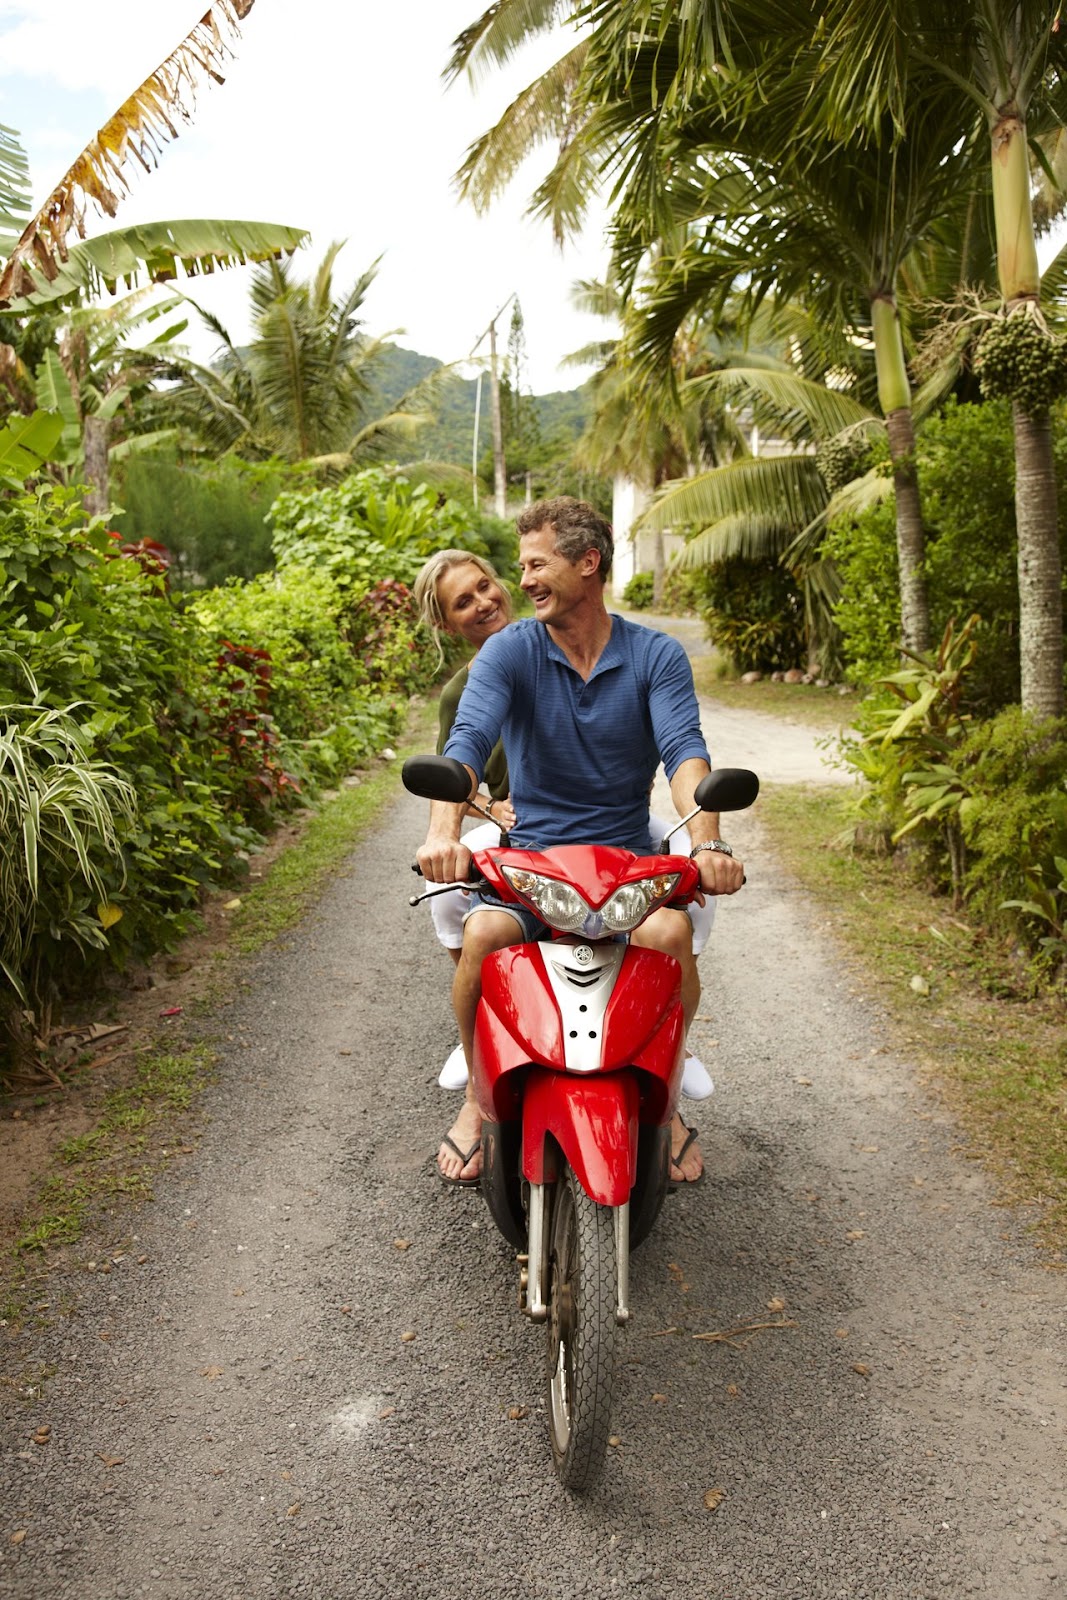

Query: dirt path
left=2, top=647, right=1065, bottom=1599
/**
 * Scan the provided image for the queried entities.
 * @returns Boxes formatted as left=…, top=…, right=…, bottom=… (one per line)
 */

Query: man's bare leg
left=632, top=907, right=704, bottom=1183
left=438, top=908, right=521, bottom=1182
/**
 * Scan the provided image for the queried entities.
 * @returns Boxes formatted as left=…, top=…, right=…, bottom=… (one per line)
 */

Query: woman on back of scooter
left=413, top=517, right=734, bottom=1186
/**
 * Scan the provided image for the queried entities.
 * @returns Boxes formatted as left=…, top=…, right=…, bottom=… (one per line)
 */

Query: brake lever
left=408, top=857, right=489, bottom=907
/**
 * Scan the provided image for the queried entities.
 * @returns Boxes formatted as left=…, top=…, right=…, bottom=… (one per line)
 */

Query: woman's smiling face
left=436, top=561, right=510, bottom=648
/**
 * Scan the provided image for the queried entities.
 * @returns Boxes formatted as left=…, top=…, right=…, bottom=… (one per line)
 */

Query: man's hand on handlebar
left=416, top=836, right=473, bottom=885
left=694, top=847, right=745, bottom=898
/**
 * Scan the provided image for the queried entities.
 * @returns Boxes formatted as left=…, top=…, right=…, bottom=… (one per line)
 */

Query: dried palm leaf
left=0, top=0, right=259, bottom=302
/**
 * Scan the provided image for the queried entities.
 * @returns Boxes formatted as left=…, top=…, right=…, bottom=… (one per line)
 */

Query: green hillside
left=368, top=343, right=595, bottom=471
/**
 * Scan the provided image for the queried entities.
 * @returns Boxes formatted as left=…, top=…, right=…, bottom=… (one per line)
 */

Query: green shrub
left=688, top=558, right=806, bottom=673
left=622, top=571, right=655, bottom=609
left=838, top=616, right=980, bottom=902
left=958, top=709, right=1067, bottom=972
left=0, top=488, right=261, bottom=962
left=191, top=566, right=406, bottom=787
left=825, top=397, right=1067, bottom=706
left=837, top=623, right=1067, bottom=981
left=268, top=468, right=489, bottom=588
left=0, top=480, right=438, bottom=1034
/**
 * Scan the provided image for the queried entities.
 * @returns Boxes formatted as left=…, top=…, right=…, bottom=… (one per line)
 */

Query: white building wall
left=610, top=475, right=648, bottom=599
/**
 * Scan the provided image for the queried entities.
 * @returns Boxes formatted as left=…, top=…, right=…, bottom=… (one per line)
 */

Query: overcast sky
left=0, top=0, right=612, bottom=393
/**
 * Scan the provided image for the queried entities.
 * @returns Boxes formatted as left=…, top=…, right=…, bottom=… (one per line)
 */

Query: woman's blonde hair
left=412, top=549, right=512, bottom=638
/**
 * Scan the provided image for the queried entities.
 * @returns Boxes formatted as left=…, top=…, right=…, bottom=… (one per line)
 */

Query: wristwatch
left=691, top=839, right=733, bottom=858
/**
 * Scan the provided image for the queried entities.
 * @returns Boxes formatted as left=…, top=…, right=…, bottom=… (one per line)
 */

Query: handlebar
left=410, top=860, right=488, bottom=885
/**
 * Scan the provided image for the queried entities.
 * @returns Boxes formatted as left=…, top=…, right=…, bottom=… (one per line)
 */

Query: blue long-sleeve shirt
left=443, top=615, right=710, bottom=850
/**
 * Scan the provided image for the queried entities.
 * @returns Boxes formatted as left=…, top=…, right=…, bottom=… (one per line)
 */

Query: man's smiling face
left=518, top=524, right=592, bottom=626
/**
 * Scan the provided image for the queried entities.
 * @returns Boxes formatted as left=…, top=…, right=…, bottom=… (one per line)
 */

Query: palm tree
left=446, top=3, right=982, bottom=654
left=633, top=330, right=888, bottom=673
left=163, top=244, right=452, bottom=470
left=815, top=0, right=1065, bottom=716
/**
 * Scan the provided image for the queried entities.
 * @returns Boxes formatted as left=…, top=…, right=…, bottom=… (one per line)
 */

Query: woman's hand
left=487, top=794, right=517, bottom=831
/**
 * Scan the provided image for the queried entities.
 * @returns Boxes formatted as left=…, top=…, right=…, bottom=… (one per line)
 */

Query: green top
left=438, top=661, right=509, bottom=800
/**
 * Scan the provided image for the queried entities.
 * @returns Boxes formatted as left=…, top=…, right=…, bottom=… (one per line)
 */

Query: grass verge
left=1, top=701, right=438, bottom=1328
left=231, top=700, right=437, bottom=955
left=759, top=783, right=1067, bottom=1259
left=692, top=659, right=860, bottom=732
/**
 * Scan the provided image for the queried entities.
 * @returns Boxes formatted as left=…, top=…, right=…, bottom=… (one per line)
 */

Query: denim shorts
left=462, top=889, right=551, bottom=944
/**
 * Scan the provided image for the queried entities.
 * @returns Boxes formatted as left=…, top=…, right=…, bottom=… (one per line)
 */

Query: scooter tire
left=481, top=1119, right=525, bottom=1248
left=629, top=1122, right=670, bottom=1251
left=546, top=1161, right=618, bottom=1492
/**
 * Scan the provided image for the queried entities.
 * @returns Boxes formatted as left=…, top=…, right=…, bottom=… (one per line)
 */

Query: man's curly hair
left=516, top=496, right=613, bottom=581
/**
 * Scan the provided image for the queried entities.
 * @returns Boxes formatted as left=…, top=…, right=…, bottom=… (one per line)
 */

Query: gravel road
left=2, top=672, right=1065, bottom=1600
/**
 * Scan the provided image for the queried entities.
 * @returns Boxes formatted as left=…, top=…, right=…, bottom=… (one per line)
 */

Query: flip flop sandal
left=668, top=1121, right=706, bottom=1190
left=439, top=1134, right=482, bottom=1188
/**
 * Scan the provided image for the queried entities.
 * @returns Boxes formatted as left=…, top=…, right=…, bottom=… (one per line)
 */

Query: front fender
left=522, top=1068, right=638, bottom=1207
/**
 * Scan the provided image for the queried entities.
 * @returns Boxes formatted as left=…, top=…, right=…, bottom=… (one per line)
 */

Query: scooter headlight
left=600, top=873, right=682, bottom=933
left=500, top=867, right=591, bottom=933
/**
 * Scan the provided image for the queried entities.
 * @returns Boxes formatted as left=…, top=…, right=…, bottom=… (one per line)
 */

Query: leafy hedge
left=268, top=467, right=518, bottom=587
left=0, top=476, right=452, bottom=1047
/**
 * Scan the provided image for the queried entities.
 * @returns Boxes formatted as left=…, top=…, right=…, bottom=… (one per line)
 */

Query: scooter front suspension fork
left=519, top=1183, right=630, bottom=1325
left=522, top=1181, right=549, bottom=1321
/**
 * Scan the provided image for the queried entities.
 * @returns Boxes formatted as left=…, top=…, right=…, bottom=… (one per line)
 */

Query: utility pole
left=470, top=293, right=515, bottom=520
left=471, top=371, right=483, bottom=511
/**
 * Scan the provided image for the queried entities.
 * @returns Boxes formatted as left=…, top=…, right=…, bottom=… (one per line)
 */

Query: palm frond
left=823, top=467, right=895, bottom=525
left=569, top=277, right=621, bottom=318
left=454, top=42, right=589, bottom=214
left=528, top=114, right=605, bottom=241
left=638, top=453, right=827, bottom=535
left=445, top=0, right=576, bottom=86
left=560, top=339, right=617, bottom=368
left=687, top=366, right=876, bottom=444
left=672, top=511, right=797, bottom=568
left=1040, top=235, right=1067, bottom=313
left=108, top=427, right=180, bottom=462
left=0, top=1, right=267, bottom=301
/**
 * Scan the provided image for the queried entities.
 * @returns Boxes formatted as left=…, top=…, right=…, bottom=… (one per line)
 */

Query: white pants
left=428, top=815, right=715, bottom=954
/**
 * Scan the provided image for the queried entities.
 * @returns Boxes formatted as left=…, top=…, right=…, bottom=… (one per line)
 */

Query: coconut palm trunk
left=871, top=292, right=930, bottom=655
left=991, top=104, right=1064, bottom=719
left=1013, top=400, right=1064, bottom=716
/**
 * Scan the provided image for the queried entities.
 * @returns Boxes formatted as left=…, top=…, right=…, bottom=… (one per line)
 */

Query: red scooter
left=405, top=756, right=759, bottom=1491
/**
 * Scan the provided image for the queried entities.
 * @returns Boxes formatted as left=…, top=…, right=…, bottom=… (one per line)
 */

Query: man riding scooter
left=416, top=497, right=745, bottom=1185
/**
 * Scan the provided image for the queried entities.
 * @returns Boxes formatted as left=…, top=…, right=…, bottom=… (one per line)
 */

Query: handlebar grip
left=409, top=859, right=488, bottom=885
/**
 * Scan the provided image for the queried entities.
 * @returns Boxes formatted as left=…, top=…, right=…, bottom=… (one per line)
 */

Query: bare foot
left=669, top=1113, right=703, bottom=1183
left=438, top=1096, right=483, bottom=1182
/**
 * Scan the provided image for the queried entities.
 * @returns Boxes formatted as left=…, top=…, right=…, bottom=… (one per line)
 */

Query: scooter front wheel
left=546, top=1161, right=617, bottom=1491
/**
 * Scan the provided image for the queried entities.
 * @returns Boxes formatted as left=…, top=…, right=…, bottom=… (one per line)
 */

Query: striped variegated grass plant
left=0, top=693, right=136, bottom=1071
